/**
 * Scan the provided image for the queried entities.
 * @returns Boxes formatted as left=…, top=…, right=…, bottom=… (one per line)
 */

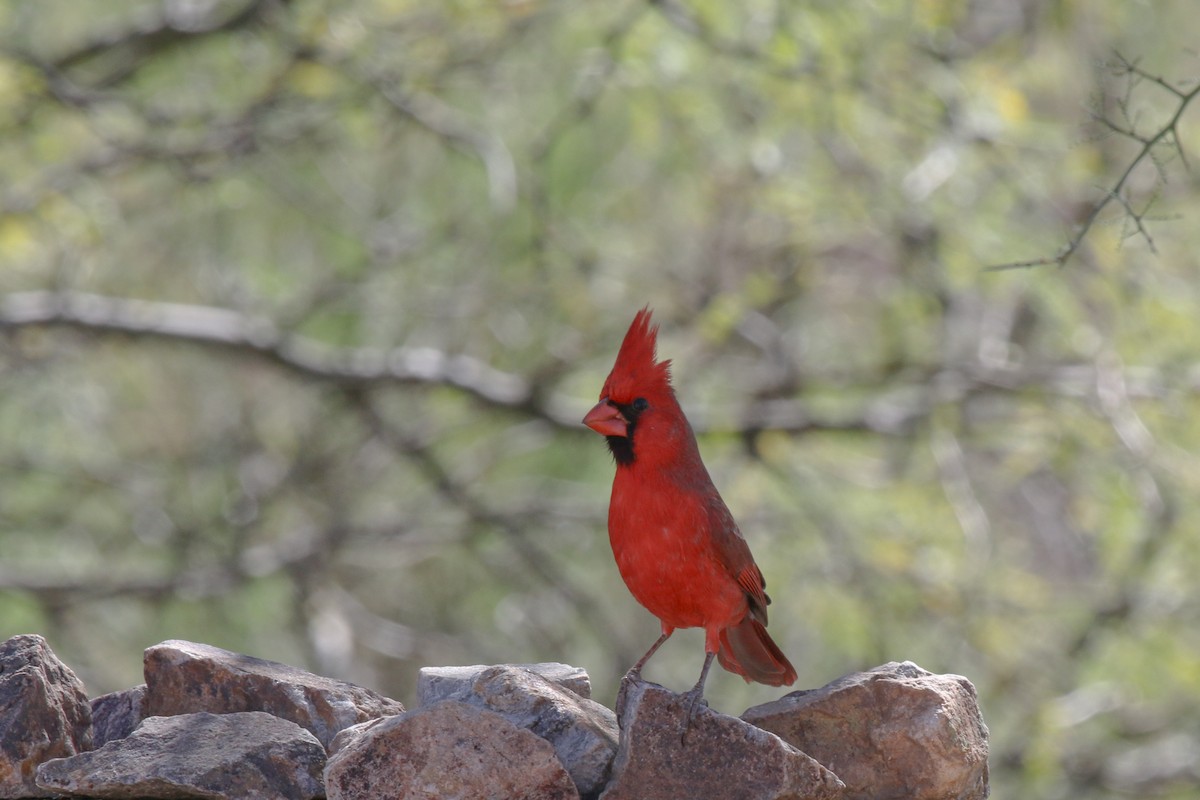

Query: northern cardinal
left=583, top=308, right=796, bottom=733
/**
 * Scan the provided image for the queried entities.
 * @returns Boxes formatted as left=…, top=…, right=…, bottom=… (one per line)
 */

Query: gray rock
left=442, top=665, right=617, bottom=799
left=418, top=662, right=593, bottom=704
left=601, top=680, right=845, bottom=800
left=35, top=711, right=325, bottom=800
left=742, top=661, right=990, bottom=800
left=326, top=700, right=580, bottom=800
left=0, top=634, right=92, bottom=799
left=143, top=639, right=405, bottom=748
left=91, top=685, right=146, bottom=747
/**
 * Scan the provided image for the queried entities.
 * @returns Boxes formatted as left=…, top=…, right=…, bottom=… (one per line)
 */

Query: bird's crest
left=602, top=307, right=673, bottom=402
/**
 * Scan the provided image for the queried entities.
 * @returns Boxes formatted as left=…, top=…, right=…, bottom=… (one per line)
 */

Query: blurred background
left=2, top=1, right=1199, bottom=797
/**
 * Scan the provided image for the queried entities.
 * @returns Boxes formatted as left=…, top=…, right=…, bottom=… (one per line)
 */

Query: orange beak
left=583, top=398, right=628, bottom=437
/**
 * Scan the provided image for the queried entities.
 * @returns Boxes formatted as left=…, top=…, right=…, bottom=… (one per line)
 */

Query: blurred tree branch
left=0, top=290, right=541, bottom=416
left=348, top=391, right=628, bottom=657
left=4, top=290, right=1197, bottom=443
left=993, top=347, right=1183, bottom=780
left=28, top=0, right=291, bottom=88
left=371, top=80, right=518, bottom=214
left=647, top=0, right=816, bottom=80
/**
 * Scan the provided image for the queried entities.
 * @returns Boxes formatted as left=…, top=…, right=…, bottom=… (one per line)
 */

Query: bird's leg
left=617, top=629, right=673, bottom=720
left=623, top=628, right=672, bottom=683
left=679, top=650, right=716, bottom=746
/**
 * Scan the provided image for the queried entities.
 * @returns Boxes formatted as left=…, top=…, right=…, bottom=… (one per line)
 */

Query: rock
left=0, top=634, right=93, bottom=799
left=326, top=700, right=580, bottom=800
left=91, top=685, right=146, bottom=747
left=438, top=665, right=618, bottom=799
left=742, top=661, right=990, bottom=800
left=600, top=680, right=845, bottom=800
left=35, top=711, right=325, bottom=800
left=418, top=662, right=593, bottom=703
left=143, top=639, right=405, bottom=748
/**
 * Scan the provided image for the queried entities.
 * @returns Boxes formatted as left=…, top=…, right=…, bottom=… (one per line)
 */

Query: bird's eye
left=632, top=397, right=649, bottom=412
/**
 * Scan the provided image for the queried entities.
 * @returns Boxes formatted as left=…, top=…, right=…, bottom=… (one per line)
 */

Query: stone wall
left=0, top=634, right=989, bottom=799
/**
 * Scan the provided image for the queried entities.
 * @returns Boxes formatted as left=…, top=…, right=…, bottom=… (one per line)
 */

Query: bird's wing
left=705, top=494, right=771, bottom=624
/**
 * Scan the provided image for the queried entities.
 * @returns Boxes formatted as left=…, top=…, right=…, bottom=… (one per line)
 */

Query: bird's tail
left=717, top=617, right=798, bottom=687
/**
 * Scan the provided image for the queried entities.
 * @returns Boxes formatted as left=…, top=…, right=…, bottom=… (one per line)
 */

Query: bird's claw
left=615, top=669, right=643, bottom=720
left=678, top=687, right=708, bottom=746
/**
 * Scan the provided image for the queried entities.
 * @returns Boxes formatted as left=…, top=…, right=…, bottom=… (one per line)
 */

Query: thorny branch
left=989, top=54, right=1200, bottom=271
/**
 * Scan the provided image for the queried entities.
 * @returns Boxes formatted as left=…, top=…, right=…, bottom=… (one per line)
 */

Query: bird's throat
left=606, top=434, right=635, bottom=466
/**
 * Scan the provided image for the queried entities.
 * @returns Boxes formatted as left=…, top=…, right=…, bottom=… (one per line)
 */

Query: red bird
left=583, top=308, right=796, bottom=728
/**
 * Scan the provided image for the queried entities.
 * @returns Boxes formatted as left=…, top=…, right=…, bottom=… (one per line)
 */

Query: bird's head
left=583, top=307, right=678, bottom=466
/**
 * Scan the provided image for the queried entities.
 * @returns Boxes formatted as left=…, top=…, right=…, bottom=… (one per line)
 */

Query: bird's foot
left=678, top=686, right=708, bottom=746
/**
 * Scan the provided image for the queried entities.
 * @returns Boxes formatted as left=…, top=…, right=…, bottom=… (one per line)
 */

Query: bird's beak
left=583, top=398, right=628, bottom=437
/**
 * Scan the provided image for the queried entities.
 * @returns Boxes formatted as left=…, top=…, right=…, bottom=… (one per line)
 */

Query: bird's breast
left=607, top=471, right=747, bottom=631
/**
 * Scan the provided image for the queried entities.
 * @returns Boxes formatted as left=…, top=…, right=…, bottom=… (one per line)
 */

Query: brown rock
left=445, top=665, right=618, bottom=799
left=0, top=634, right=92, bottom=799
left=325, top=700, right=580, bottom=800
left=143, top=639, right=404, bottom=748
left=36, top=711, right=325, bottom=799
left=601, top=680, right=844, bottom=800
left=742, top=661, right=990, bottom=800
left=91, top=685, right=146, bottom=747
left=418, top=662, right=593, bottom=703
